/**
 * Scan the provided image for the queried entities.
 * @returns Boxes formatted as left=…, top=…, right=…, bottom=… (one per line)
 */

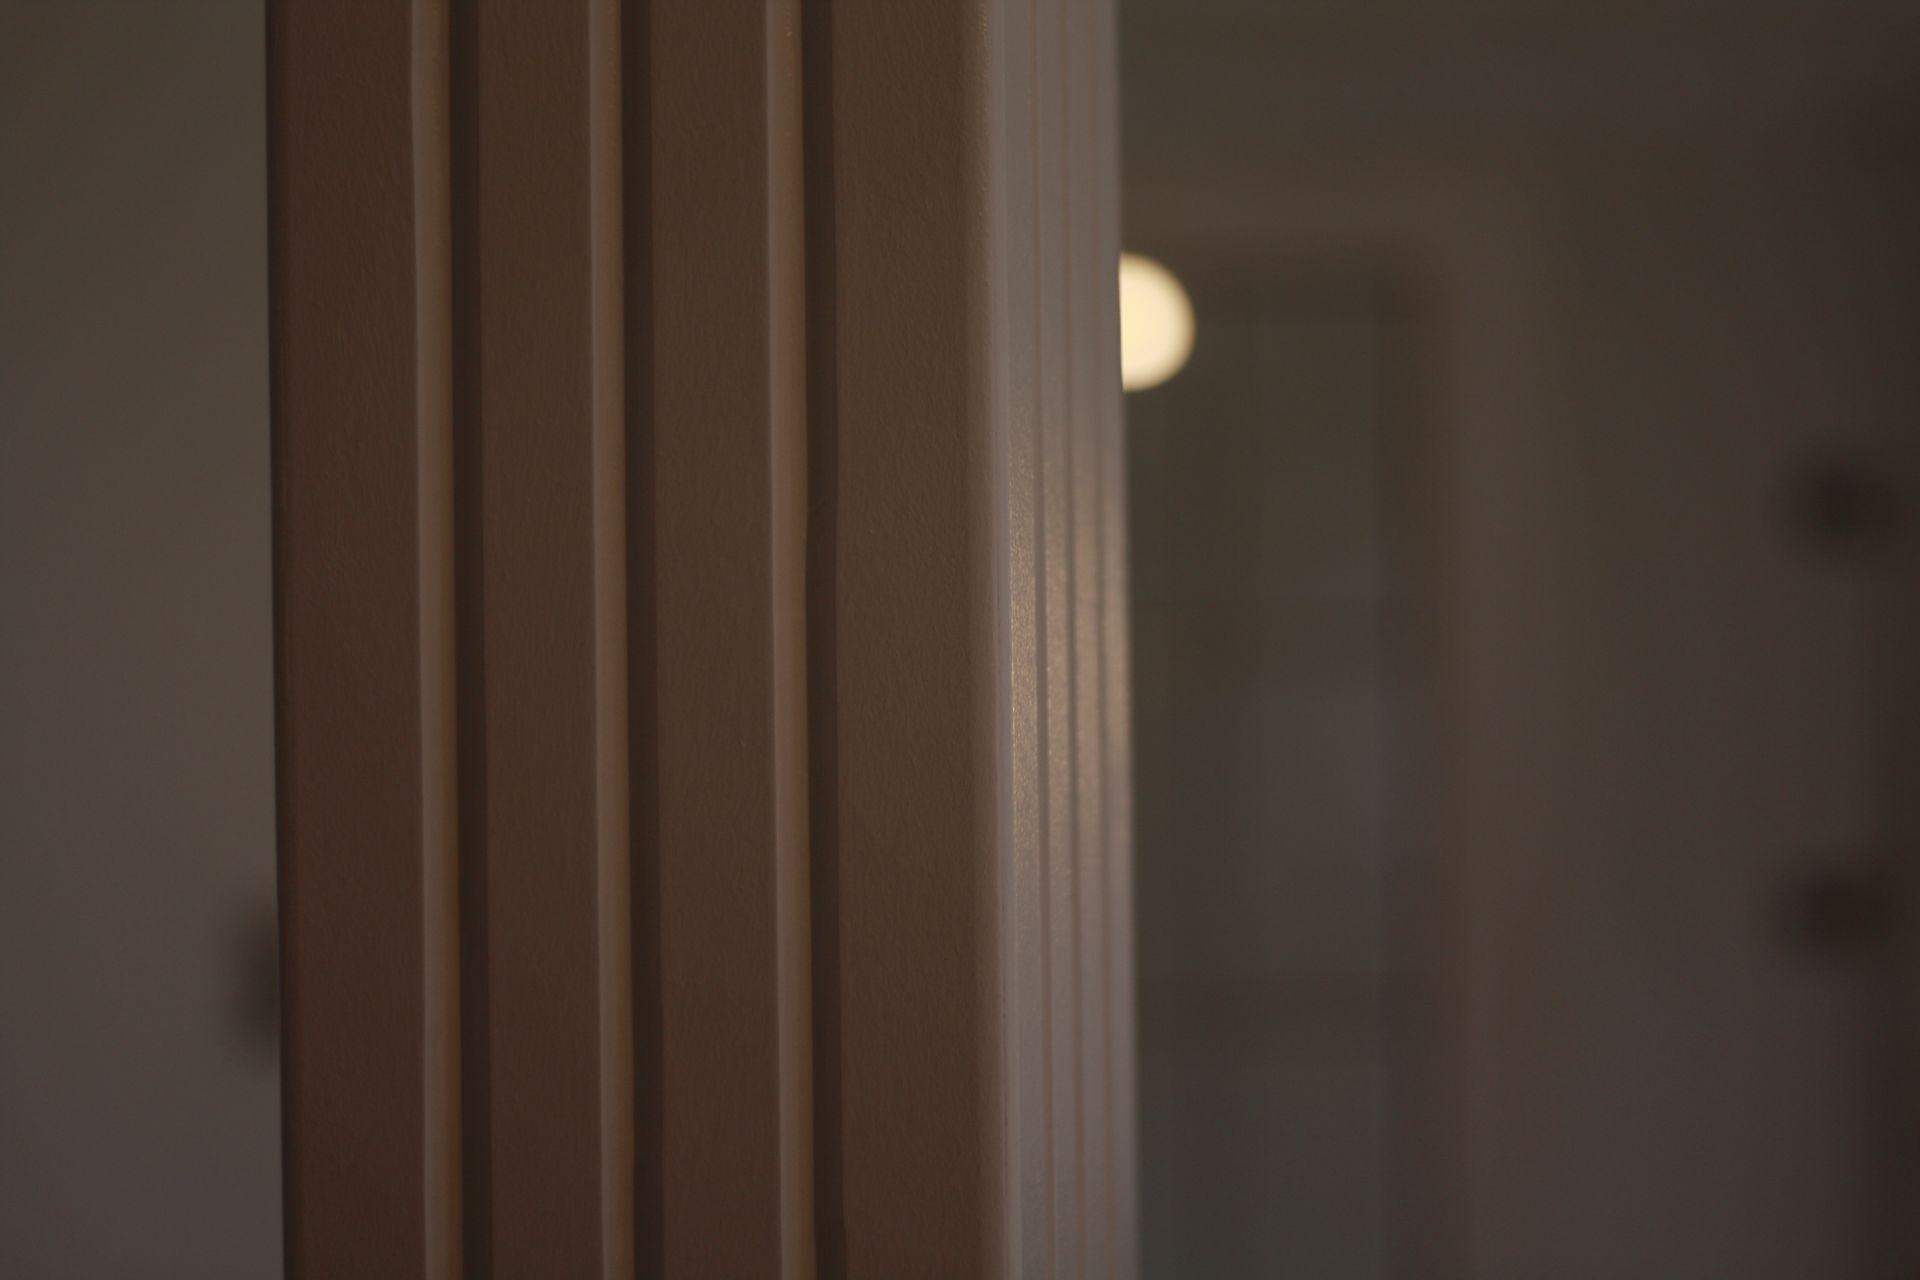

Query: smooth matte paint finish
left=463, top=0, right=634, bottom=1273
left=1066, top=0, right=1113, bottom=1262
left=816, top=3, right=1007, bottom=1270
left=270, top=1, right=460, bottom=1274
left=270, top=2, right=1128, bottom=1274
left=812, top=1, right=1134, bottom=1273
left=649, top=2, right=812, bottom=1273
left=1035, top=0, right=1087, bottom=1264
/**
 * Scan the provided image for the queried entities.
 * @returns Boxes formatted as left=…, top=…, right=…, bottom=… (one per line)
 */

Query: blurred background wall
left=1121, top=1, right=1920, bottom=1276
left=0, top=2, right=279, bottom=1274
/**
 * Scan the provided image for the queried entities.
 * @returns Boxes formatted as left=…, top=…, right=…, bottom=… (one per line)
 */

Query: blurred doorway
left=1121, top=3, right=1920, bottom=1275
left=1129, top=264, right=1426, bottom=1275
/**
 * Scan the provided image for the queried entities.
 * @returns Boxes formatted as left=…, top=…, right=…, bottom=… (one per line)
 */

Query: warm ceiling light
left=1118, top=252, right=1194, bottom=392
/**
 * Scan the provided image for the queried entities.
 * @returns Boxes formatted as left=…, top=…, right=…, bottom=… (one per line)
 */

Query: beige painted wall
left=0, top=2, right=279, bottom=1275
left=1122, top=2, right=1920, bottom=1274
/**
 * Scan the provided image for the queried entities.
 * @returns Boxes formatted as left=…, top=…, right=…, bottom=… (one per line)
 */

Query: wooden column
left=461, top=0, right=633, bottom=1274
left=808, top=0, right=1132, bottom=1273
left=812, top=3, right=1008, bottom=1272
left=1038, top=1, right=1088, bottom=1264
left=1092, top=4, right=1141, bottom=1275
left=272, top=2, right=1129, bottom=1275
left=270, top=1, right=460, bottom=1274
left=999, top=1, right=1053, bottom=1273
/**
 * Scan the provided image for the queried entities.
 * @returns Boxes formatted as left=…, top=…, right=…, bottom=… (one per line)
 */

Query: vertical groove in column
left=1089, top=2, right=1136, bottom=1274
left=619, top=0, right=663, bottom=1272
left=447, top=0, right=489, bottom=1272
left=413, top=1, right=461, bottom=1275
left=270, top=0, right=460, bottom=1273
left=1001, top=0, right=1051, bottom=1272
left=802, top=0, right=846, bottom=1273
left=1033, top=0, right=1081, bottom=1268
left=1065, top=0, right=1113, bottom=1263
left=588, top=5, right=634, bottom=1265
left=466, top=0, right=634, bottom=1272
left=650, top=2, right=813, bottom=1273
left=826, top=1, right=1009, bottom=1271
left=768, top=16, right=816, bottom=1268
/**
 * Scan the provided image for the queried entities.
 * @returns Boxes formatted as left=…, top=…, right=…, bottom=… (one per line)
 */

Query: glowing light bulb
left=1118, top=252, right=1194, bottom=392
